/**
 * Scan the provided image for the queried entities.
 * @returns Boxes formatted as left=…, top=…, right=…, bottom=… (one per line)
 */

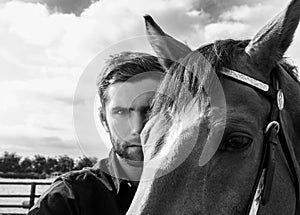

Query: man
left=28, top=52, right=164, bottom=215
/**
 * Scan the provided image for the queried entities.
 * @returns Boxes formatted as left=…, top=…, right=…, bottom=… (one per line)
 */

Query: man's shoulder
left=28, top=157, right=120, bottom=214
left=57, top=157, right=113, bottom=191
left=37, top=157, right=113, bottom=200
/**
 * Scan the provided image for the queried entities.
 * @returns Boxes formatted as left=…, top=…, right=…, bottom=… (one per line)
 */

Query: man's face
left=103, top=74, right=162, bottom=161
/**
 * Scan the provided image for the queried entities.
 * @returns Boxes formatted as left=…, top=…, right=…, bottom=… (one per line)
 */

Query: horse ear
left=144, top=15, right=192, bottom=69
left=245, top=0, right=300, bottom=70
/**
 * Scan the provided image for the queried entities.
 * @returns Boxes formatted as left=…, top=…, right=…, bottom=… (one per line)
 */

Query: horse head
left=128, top=0, right=300, bottom=214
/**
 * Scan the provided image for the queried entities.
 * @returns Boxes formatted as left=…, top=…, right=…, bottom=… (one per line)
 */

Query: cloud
left=2, top=0, right=98, bottom=16
left=200, top=1, right=286, bottom=41
left=0, top=0, right=203, bottom=158
left=0, top=78, right=77, bottom=158
left=0, top=0, right=206, bottom=67
left=0, top=136, right=82, bottom=158
left=193, top=0, right=277, bottom=21
left=42, top=0, right=97, bottom=16
left=201, top=0, right=300, bottom=66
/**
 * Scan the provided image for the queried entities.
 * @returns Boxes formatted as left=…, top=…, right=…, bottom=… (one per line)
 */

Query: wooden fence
left=0, top=181, right=51, bottom=215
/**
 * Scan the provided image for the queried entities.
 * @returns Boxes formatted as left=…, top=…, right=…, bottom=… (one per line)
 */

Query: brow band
left=220, top=68, right=269, bottom=92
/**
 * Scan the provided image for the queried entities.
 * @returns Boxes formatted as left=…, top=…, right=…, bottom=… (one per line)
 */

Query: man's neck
left=116, top=154, right=143, bottom=187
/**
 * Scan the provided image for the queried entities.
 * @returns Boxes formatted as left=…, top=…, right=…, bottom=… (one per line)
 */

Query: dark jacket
left=28, top=152, right=137, bottom=215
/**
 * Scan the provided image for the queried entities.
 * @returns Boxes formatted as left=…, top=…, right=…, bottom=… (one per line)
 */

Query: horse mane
left=279, top=58, right=299, bottom=82
left=150, top=39, right=299, bottom=120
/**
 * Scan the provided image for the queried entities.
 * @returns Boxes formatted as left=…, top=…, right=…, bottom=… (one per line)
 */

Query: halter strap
left=221, top=68, right=277, bottom=99
left=220, top=66, right=300, bottom=215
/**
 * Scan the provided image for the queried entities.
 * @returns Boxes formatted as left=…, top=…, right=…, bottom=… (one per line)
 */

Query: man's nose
left=130, top=111, right=146, bottom=135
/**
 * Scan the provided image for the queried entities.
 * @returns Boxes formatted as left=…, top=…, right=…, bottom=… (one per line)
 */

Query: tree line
left=0, top=151, right=98, bottom=178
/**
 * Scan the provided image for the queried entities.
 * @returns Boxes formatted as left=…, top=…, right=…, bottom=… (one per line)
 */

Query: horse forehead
left=222, top=77, right=270, bottom=113
left=231, top=50, right=271, bottom=83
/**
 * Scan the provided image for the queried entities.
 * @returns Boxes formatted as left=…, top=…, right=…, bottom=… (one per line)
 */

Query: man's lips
left=126, top=138, right=141, bottom=147
left=126, top=142, right=142, bottom=148
left=128, top=144, right=142, bottom=147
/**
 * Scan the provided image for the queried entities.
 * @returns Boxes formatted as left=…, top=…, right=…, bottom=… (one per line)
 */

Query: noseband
left=220, top=65, right=300, bottom=215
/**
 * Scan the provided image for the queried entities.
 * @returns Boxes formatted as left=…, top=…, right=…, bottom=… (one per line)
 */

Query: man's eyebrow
left=111, top=106, right=127, bottom=111
left=111, top=105, right=151, bottom=111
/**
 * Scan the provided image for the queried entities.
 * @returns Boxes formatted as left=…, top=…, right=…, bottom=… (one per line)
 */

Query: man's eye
left=112, top=109, right=128, bottom=115
left=116, top=110, right=126, bottom=115
left=222, top=135, right=253, bottom=151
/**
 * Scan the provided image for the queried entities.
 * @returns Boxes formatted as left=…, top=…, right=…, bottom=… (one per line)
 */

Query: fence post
left=29, top=182, right=36, bottom=209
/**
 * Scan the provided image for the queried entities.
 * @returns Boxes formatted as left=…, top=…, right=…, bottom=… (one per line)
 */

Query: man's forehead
left=106, top=77, right=161, bottom=108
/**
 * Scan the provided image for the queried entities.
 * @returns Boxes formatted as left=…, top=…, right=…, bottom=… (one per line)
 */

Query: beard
left=109, top=134, right=144, bottom=162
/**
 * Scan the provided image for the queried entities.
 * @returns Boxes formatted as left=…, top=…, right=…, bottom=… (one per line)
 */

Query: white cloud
left=204, top=22, right=249, bottom=42
left=0, top=78, right=75, bottom=137
left=203, top=0, right=300, bottom=66
left=0, top=0, right=204, bottom=67
left=204, top=2, right=282, bottom=40
left=0, top=2, right=59, bottom=46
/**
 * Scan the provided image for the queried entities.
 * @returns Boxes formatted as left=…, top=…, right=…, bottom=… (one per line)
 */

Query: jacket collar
left=95, top=150, right=131, bottom=193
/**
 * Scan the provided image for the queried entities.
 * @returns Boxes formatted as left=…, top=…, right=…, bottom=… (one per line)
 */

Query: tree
left=74, top=156, right=98, bottom=170
left=57, top=155, right=74, bottom=172
left=32, top=155, right=46, bottom=174
left=19, top=157, right=33, bottom=173
left=0, top=152, right=21, bottom=172
left=45, top=157, right=58, bottom=174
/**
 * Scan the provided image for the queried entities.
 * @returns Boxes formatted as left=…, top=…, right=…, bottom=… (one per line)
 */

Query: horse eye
left=224, top=136, right=253, bottom=151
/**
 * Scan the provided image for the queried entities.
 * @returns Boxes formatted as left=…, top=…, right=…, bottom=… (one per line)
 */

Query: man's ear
left=99, top=108, right=109, bottom=132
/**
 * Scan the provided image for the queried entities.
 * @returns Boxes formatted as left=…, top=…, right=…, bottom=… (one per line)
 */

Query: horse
left=127, top=0, right=300, bottom=214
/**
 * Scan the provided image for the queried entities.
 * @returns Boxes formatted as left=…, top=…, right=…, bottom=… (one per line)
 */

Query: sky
left=0, top=0, right=299, bottom=159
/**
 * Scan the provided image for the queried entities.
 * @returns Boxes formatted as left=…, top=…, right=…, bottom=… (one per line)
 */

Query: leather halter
left=220, top=65, right=300, bottom=215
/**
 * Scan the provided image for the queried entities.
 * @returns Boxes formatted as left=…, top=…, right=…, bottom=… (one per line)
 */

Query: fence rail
left=0, top=181, right=52, bottom=214
left=0, top=195, right=40, bottom=198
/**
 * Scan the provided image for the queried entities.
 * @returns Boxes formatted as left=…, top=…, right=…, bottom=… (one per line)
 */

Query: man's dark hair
left=97, top=51, right=164, bottom=109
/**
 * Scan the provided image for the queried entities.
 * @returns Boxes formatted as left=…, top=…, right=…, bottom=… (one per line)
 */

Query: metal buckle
left=264, top=121, right=280, bottom=134
left=277, top=90, right=284, bottom=110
